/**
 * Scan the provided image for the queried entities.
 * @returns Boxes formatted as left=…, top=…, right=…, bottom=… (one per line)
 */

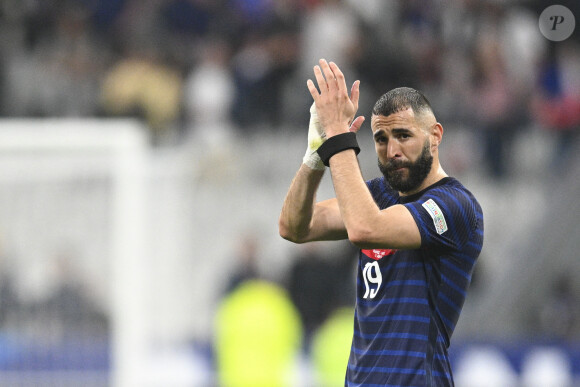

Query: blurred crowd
left=0, top=0, right=578, bottom=178
left=216, top=235, right=359, bottom=386
left=0, top=248, right=108, bottom=342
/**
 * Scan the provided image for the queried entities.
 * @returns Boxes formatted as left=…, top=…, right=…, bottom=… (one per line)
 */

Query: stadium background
left=0, top=0, right=579, bottom=385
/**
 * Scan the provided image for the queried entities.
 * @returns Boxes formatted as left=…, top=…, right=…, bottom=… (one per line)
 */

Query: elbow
left=278, top=218, right=307, bottom=244
left=346, top=218, right=390, bottom=249
left=278, top=225, right=297, bottom=243
left=278, top=218, right=292, bottom=241
left=347, top=227, right=376, bottom=249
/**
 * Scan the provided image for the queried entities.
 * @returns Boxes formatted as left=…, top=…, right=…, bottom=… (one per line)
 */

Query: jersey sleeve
left=403, top=187, right=477, bottom=252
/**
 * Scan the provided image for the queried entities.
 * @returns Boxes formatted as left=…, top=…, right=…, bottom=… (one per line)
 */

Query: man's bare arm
left=279, top=164, right=347, bottom=243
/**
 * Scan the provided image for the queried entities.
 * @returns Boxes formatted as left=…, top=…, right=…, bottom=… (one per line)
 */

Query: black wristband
left=317, top=132, right=360, bottom=167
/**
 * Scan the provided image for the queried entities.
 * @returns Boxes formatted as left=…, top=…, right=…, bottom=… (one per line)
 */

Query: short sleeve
left=403, top=187, right=477, bottom=251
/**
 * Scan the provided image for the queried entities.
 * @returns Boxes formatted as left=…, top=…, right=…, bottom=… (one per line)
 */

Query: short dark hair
left=372, top=87, right=434, bottom=119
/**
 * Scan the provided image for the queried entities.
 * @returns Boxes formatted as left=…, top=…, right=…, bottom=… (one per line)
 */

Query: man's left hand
left=306, top=59, right=365, bottom=138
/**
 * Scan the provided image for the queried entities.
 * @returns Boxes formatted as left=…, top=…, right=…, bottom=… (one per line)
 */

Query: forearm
left=327, top=150, right=421, bottom=249
left=279, top=164, right=325, bottom=242
left=328, top=150, right=381, bottom=243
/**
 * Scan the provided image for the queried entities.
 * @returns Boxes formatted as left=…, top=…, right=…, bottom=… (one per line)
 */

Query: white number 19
left=362, top=261, right=382, bottom=299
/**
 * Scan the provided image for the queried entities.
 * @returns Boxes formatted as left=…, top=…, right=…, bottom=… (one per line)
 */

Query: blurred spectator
left=5, top=3, right=106, bottom=117
left=183, top=37, right=235, bottom=145
left=159, top=0, right=231, bottom=73
left=286, top=244, right=333, bottom=349
left=299, top=0, right=360, bottom=80
left=286, top=241, right=355, bottom=351
left=531, top=42, right=580, bottom=172
left=470, top=26, right=521, bottom=179
left=310, top=307, right=353, bottom=387
left=100, top=42, right=183, bottom=144
left=215, top=280, right=302, bottom=387
left=230, top=4, right=300, bottom=128
left=536, top=273, right=580, bottom=340
left=291, top=0, right=361, bottom=123
left=351, top=3, right=418, bottom=110
left=437, top=2, right=482, bottom=123
left=501, top=5, right=545, bottom=95
left=399, top=0, right=443, bottom=89
left=345, top=0, right=391, bottom=30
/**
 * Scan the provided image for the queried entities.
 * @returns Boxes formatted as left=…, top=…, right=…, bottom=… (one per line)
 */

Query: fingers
left=313, top=64, right=327, bottom=94
left=350, top=80, right=360, bottom=110
left=328, top=61, right=347, bottom=96
left=349, top=116, right=365, bottom=133
left=307, top=59, right=334, bottom=101
left=319, top=59, right=338, bottom=94
left=307, top=59, right=359, bottom=121
left=309, top=59, right=345, bottom=96
left=306, top=79, right=319, bottom=101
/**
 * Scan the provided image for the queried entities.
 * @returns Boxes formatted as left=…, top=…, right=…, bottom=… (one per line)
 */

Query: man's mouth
left=388, top=163, right=409, bottom=173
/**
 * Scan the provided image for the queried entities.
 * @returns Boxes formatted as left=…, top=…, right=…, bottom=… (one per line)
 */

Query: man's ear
left=430, top=123, right=443, bottom=149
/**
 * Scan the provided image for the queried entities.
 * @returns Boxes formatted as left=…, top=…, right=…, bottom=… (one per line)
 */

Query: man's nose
left=387, top=141, right=401, bottom=159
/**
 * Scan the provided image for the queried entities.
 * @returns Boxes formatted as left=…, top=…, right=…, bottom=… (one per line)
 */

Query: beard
left=378, top=140, right=433, bottom=194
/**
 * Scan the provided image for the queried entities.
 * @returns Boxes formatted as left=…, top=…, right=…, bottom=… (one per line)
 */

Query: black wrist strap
left=317, top=132, right=360, bottom=167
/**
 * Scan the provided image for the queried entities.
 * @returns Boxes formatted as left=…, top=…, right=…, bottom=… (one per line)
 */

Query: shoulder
left=405, top=178, right=483, bottom=239
left=422, top=178, right=481, bottom=212
left=428, top=179, right=482, bottom=222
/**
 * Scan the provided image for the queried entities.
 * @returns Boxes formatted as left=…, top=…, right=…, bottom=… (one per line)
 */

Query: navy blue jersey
left=345, top=177, right=484, bottom=386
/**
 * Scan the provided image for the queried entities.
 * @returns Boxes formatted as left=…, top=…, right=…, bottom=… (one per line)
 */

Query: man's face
left=371, top=108, right=434, bottom=194
left=378, top=140, right=433, bottom=194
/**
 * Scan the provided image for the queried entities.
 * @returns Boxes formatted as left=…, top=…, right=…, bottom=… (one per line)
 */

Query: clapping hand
left=306, top=59, right=365, bottom=138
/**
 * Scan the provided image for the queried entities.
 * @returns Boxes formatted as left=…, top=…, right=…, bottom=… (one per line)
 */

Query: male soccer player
left=279, top=59, right=484, bottom=386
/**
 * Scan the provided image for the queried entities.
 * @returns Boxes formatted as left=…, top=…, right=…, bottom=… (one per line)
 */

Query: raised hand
left=306, top=59, right=364, bottom=138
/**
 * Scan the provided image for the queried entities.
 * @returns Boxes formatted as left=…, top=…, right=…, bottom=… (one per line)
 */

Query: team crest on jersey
left=362, top=248, right=397, bottom=260
left=422, top=198, right=448, bottom=235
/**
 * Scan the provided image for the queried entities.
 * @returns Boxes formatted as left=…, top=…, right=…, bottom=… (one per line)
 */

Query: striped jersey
left=345, top=176, right=484, bottom=386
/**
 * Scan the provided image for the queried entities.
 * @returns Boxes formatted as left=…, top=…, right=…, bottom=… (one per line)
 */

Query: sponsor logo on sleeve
left=422, top=198, right=448, bottom=235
